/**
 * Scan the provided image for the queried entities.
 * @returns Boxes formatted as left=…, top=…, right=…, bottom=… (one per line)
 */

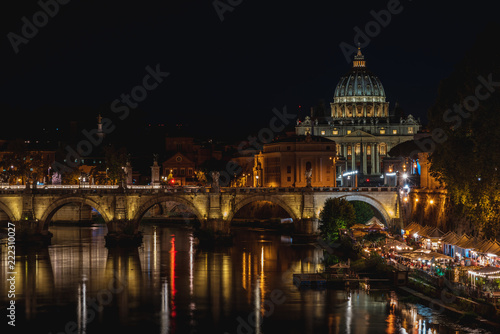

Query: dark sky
left=0, top=0, right=496, bottom=141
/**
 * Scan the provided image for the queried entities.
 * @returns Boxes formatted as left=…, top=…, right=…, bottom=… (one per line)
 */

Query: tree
left=195, top=170, right=207, bottom=186
left=61, top=167, right=81, bottom=185
left=363, top=232, right=386, bottom=248
left=319, top=198, right=356, bottom=242
left=351, top=201, right=375, bottom=225
left=427, top=23, right=500, bottom=236
left=0, top=140, right=46, bottom=184
left=103, top=145, right=128, bottom=185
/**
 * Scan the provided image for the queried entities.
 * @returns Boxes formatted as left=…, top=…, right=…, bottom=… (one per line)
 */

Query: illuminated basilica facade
left=296, top=48, right=421, bottom=181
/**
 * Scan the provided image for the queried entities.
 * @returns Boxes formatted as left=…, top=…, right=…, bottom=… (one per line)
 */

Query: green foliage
left=363, top=231, right=386, bottom=248
left=322, top=253, right=340, bottom=266
left=351, top=201, right=374, bottom=225
left=427, top=23, right=500, bottom=236
left=319, top=198, right=356, bottom=242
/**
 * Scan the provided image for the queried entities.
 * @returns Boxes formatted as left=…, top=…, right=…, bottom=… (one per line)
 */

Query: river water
left=0, top=223, right=493, bottom=333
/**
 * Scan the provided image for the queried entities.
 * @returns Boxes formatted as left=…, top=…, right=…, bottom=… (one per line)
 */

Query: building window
left=393, top=129, right=397, bottom=134
left=408, top=127, right=414, bottom=134
left=287, top=177, right=291, bottom=182
left=380, top=129, right=385, bottom=134
left=347, top=130, right=351, bottom=135
left=367, top=145, right=371, bottom=155
left=173, top=168, right=178, bottom=175
left=321, top=131, right=326, bottom=135
left=332, top=130, right=338, bottom=135
left=180, top=168, right=185, bottom=176
left=348, top=146, right=352, bottom=156
left=188, top=168, right=193, bottom=175
left=337, top=144, right=341, bottom=154
left=287, top=166, right=291, bottom=173
left=355, top=144, right=361, bottom=155
left=287, top=146, right=291, bottom=151
left=380, top=144, right=387, bottom=155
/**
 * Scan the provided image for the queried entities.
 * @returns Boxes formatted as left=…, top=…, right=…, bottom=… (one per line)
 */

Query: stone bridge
left=0, top=185, right=400, bottom=244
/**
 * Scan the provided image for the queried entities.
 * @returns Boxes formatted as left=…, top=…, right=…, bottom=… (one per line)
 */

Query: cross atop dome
left=353, top=44, right=366, bottom=68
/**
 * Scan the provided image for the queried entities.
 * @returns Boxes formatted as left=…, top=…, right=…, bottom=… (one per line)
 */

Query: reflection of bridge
left=0, top=185, right=400, bottom=242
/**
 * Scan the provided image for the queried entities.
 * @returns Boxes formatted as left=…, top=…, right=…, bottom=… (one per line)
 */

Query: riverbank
left=399, top=285, right=500, bottom=331
left=398, top=277, right=500, bottom=329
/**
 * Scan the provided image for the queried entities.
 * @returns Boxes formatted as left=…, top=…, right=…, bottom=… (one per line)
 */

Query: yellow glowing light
left=415, top=198, right=419, bottom=202
left=430, top=200, right=434, bottom=204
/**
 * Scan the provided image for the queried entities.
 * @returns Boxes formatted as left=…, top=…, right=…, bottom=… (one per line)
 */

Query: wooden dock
left=293, top=273, right=326, bottom=287
left=293, top=272, right=392, bottom=289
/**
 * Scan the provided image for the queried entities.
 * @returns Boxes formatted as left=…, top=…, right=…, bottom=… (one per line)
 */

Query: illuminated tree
left=427, top=23, right=500, bottom=236
left=319, top=198, right=356, bottom=242
left=0, top=140, right=47, bottom=184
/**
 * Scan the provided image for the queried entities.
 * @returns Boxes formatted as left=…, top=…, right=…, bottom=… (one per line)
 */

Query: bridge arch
left=0, top=200, right=17, bottom=222
left=227, top=194, right=299, bottom=223
left=39, top=196, right=112, bottom=231
left=133, top=195, right=205, bottom=227
left=338, top=194, right=392, bottom=226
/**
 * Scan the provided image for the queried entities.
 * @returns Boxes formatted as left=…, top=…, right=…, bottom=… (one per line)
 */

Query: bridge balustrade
left=0, top=185, right=399, bottom=194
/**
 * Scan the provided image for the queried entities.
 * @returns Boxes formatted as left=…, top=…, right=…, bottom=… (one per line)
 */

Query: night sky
left=0, top=0, right=496, bottom=141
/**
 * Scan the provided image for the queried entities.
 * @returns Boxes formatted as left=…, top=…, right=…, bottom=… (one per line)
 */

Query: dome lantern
left=330, top=49, right=389, bottom=119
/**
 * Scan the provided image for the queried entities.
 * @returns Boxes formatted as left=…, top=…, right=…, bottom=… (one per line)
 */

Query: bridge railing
left=0, top=185, right=399, bottom=194
left=221, top=187, right=398, bottom=193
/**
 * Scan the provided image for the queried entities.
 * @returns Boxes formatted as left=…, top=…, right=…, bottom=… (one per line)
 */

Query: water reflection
left=0, top=224, right=493, bottom=334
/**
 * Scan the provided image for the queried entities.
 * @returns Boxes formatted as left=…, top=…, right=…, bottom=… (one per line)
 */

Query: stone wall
left=51, top=204, right=93, bottom=223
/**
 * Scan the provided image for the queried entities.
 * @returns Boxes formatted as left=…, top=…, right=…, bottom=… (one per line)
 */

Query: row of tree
left=427, top=23, right=500, bottom=237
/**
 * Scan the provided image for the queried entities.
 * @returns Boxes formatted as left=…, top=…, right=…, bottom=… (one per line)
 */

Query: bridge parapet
left=1, top=185, right=399, bottom=194
left=220, top=186, right=398, bottom=193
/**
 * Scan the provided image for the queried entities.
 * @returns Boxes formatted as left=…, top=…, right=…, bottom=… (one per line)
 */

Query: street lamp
left=255, top=175, right=259, bottom=187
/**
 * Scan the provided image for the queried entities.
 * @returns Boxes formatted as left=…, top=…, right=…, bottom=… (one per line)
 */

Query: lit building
left=162, top=152, right=196, bottom=185
left=296, top=48, right=421, bottom=183
left=253, top=135, right=336, bottom=187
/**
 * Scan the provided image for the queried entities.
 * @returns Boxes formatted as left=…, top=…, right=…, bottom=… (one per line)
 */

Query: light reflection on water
left=0, top=224, right=493, bottom=334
